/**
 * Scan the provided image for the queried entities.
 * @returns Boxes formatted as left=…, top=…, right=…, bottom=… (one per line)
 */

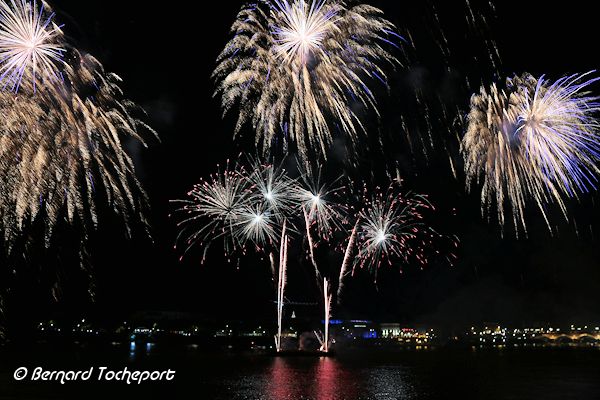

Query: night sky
left=5, top=0, right=599, bottom=333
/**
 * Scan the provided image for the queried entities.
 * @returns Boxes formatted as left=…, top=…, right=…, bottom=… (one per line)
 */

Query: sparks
left=375, top=229, right=388, bottom=245
left=462, top=72, right=600, bottom=235
left=213, top=0, right=400, bottom=162
left=295, top=167, right=344, bottom=239
left=172, top=162, right=252, bottom=257
left=247, top=159, right=299, bottom=220
left=0, top=49, right=155, bottom=249
left=0, top=0, right=65, bottom=91
left=233, top=207, right=278, bottom=246
left=272, top=0, right=338, bottom=64
left=350, top=183, right=452, bottom=272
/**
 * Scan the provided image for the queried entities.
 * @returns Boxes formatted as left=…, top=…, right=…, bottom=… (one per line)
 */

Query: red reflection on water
left=268, top=357, right=298, bottom=399
left=267, top=356, right=358, bottom=400
left=314, top=357, right=358, bottom=400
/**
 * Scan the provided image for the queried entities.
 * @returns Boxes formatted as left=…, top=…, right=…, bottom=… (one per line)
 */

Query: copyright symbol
left=14, top=367, right=28, bottom=381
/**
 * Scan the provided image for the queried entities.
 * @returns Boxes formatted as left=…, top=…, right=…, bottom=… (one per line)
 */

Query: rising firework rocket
left=294, top=166, right=345, bottom=352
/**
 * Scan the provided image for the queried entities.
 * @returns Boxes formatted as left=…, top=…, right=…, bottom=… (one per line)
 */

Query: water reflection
left=129, top=341, right=136, bottom=361
left=314, top=357, right=359, bottom=399
left=3, top=345, right=600, bottom=399
left=367, top=366, right=416, bottom=399
left=128, top=341, right=155, bottom=361
left=267, top=357, right=298, bottom=399
left=267, top=357, right=359, bottom=400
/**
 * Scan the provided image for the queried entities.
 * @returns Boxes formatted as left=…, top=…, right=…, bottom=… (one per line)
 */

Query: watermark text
left=13, top=367, right=176, bottom=385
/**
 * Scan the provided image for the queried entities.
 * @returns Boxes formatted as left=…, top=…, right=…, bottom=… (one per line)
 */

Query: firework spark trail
left=302, top=206, right=321, bottom=284
left=322, top=277, right=332, bottom=352
left=296, top=167, right=345, bottom=295
left=295, top=170, right=345, bottom=353
left=337, top=220, right=357, bottom=303
left=0, top=0, right=65, bottom=91
left=313, top=277, right=332, bottom=352
left=462, top=72, right=600, bottom=235
left=275, top=220, right=288, bottom=352
left=214, top=0, right=400, bottom=163
left=256, top=162, right=343, bottom=353
left=174, top=160, right=297, bottom=351
left=269, top=252, right=277, bottom=284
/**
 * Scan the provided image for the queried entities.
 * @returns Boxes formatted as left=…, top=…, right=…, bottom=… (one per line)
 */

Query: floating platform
left=273, top=349, right=335, bottom=357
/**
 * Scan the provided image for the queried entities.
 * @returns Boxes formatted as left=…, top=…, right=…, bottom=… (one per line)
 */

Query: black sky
left=6, top=0, right=599, bottom=332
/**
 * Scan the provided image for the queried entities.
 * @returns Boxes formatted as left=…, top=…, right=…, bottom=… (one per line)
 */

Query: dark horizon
left=3, top=0, right=600, bottom=337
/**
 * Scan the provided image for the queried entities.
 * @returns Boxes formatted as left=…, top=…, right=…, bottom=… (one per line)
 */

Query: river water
left=1, top=343, right=599, bottom=399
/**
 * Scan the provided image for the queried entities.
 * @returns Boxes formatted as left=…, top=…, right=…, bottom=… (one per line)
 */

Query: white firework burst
left=462, top=72, right=600, bottom=235
left=247, top=159, right=299, bottom=219
left=295, top=168, right=344, bottom=238
left=0, top=0, right=65, bottom=91
left=173, top=164, right=252, bottom=256
left=272, top=0, right=339, bottom=64
left=354, top=185, right=441, bottom=271
left=214, top=0, right=400, bottom=162
left=233, top=206, right=278, bottom=247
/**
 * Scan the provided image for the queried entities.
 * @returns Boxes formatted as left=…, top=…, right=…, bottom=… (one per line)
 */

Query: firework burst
left=0, top=47, right=155, bottom=250
left=272, top=0, right=339, bottom=65
left=233, top=205, right=278, bottom=247
left=462, top=72, right=600, bottom=235
left=247, top=159, right=299, bottom=220
left=172, top=161, right=293, bottom=350
left=295, top=167, right=344, bottom=239
left=351, top=183, right=452, bottom=273
left=173, top=162, right=252, bottom=258
left=0, top=0, right=65, bottom=91
left=214, top=0, right=399, bottom=162
left=173, top=159, right=303, bottom=259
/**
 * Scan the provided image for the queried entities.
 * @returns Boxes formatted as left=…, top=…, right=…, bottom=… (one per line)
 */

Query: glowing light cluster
left=174, top=161, right=292, bottom=258
left=173, top=160, right=458, bottom=275
left=173, top=159, right=348, bottom=258
left=234, top=207, right=277, bottom=245
left=248, top=160, right=298, bottom=219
